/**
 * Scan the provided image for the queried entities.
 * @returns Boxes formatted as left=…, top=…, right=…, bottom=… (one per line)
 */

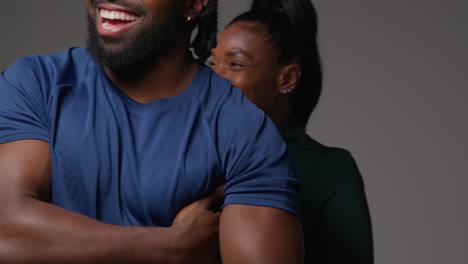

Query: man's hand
left=171, top=185, right=225, bottom=264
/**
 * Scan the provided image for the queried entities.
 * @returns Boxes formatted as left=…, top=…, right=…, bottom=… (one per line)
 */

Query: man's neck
left=104, top=42, right=199, bottom=104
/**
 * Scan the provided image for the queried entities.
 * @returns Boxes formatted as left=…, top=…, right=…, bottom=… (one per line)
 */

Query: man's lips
left=97, top=2, right=142, bottom=16
left=96, top=3, right=142, bottom=38
left=100, top=9, right=139, bottom=22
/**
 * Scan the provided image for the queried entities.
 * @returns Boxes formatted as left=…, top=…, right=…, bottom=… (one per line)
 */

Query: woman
left=209, top=0, right=373, bottom=263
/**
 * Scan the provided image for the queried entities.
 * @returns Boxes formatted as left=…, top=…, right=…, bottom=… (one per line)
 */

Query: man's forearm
left=0, top=140, right=221, bottom=264
left=0, top=197, right=181, bottom=264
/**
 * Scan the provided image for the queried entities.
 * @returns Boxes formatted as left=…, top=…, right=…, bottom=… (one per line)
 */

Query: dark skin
left=90, top=0, right=201, bottom=102
left=213, top=21, right=376, bottom=264
left=211, top=26, right=304, bottom=263
left=210, top=21, right=302, bottom=125
left=209, top=22, right=305, bottom=264
left=0, top=1, right=303, bottom=263
left=0, top=139, right=223, bottom=264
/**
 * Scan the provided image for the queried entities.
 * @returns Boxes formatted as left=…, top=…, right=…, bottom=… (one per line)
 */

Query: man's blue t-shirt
left=0, top=47, right=300, bottom=227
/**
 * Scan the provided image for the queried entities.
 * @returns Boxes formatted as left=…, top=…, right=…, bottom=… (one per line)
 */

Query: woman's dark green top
left=278, top=117, right=373, bottom=264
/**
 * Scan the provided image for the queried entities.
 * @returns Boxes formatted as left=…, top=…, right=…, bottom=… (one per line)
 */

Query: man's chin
left=88, top=29, right=135, bottom=71
left=86, top=9, right=178, bottom=77
left=88, top=39, right=155, bottom=80
left=97, top=38, right=128, bottom=55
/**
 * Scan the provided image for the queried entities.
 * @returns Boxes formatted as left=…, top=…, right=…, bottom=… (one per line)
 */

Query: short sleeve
left=0, top=57, right=50, bottom=144
left=217, top=87, right=301, bottom=217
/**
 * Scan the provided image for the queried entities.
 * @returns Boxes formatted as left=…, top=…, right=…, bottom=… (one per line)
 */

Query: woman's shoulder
left=285, top=132, right=363, bottom=187
left=280, top=117, right=362, bottom=179
left=316, top=145, right=358, bottom=170
left=290, top=136, right=360, bottom=175
left=291, top=139, right=366, bottom=205
left=281, top=123, right=354, bottom=166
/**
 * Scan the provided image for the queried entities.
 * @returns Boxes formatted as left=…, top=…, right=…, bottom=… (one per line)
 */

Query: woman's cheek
left=230, top=74, right=249, bottom=90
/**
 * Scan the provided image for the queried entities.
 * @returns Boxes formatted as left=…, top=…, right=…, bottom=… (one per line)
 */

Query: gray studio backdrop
left=1, top=0, right=467, bottom=263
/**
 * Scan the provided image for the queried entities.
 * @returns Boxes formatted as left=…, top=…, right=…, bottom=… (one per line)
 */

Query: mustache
left=91, top=0, right=146, bottom=15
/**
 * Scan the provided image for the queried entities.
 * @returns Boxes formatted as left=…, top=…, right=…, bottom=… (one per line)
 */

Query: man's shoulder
left=191, top=65, right=232, bottom=105
left=192, top=65, right=266, bottom=128
left=2, top=47, right=93, bottom=85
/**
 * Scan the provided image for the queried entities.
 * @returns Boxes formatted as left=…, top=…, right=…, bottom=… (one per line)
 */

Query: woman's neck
left=268, top=96, right=293, bottom=125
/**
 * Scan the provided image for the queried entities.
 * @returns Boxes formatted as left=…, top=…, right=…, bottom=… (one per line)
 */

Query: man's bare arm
left=0, top=139, right=220, bottom=264
left=219, top=204, right=304, bottom=264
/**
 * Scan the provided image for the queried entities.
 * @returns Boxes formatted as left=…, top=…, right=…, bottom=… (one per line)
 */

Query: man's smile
left=86, top=0, right=185, bottom=72
left=96, top=3, right=142, bottom=38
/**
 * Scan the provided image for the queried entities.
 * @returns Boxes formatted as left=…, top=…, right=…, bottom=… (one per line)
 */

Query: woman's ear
left=184, top=0, right=209, bottom=20
left=277, top=64, right=302, bottom=94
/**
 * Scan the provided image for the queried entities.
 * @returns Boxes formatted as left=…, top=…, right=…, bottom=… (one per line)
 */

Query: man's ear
left=184, top=0, right=209, bottom=19
left=277, top=64, right=302, bottom=94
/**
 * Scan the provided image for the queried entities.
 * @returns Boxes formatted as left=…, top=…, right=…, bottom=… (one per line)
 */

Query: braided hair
left=231, top=0, right=322, bottom=127
left=190, top=0, right=219, bottom=64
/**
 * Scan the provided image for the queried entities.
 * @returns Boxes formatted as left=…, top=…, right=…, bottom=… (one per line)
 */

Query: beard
left=86, top=6, right=181, bottom=80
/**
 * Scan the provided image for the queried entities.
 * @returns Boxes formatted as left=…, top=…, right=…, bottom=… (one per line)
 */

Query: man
left=0, top=0, right=303, bottom=263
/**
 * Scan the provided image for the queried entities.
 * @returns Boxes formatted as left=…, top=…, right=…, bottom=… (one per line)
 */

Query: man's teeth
left=100, top=9, right=138, bottom=21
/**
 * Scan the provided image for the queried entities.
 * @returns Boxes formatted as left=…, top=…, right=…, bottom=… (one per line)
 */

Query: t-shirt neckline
left=95, top=62, right=207, bottom=111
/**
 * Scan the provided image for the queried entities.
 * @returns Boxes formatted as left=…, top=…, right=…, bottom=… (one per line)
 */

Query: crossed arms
left=0, top=140, right=303, bottom=263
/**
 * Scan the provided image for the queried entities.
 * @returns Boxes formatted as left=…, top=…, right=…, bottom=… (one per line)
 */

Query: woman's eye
left=230, top=62, right=244, bottom=68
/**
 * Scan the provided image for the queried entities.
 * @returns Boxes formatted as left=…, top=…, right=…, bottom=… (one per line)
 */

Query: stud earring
left=186, top=16, right=192, bottom=22
left=281, top=86, right=295, bottom=94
